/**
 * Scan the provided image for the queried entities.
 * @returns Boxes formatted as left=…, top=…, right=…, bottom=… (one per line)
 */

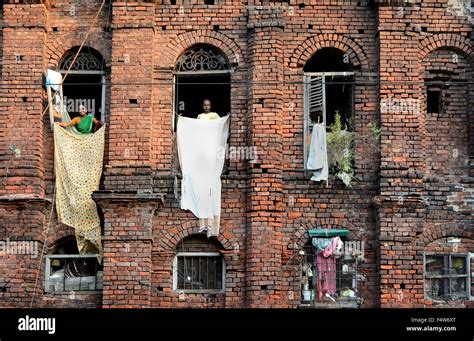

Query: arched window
left=59, top=47, right=107, bottom=122
left=422, top=49, right=471, bottom=179
left=303, top=47, right=355, bottom=128
left=303, top=48, right=355, bottom=172
left=174, top=44, right=231, bottom=122
left=173, top=235, right=225, bottom=292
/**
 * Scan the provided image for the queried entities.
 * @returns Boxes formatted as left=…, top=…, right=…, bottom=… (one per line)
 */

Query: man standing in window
left=197, top=99, right=220, bottom=120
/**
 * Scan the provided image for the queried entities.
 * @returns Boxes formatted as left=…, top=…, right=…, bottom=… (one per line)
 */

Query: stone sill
left=43, top=291, right=102, bottom=296
left=173, top=290, right=224, bottom=295
left=299, top=301, right=359, bottom=309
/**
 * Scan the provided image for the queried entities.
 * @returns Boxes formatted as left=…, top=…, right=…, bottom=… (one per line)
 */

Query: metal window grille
left=300, top=244, right=360, bottom=308
left=424, top=253, right=470, bottom=301
left=174, top=253, right=225, bottom=293
left=44, top=255, right=102, bottom=293
left=175, top=45, right=228, bottom=73
left=60, top=51, right=104, bottom=72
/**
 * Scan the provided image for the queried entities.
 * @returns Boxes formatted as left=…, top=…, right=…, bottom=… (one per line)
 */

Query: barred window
left=44, top=237, right=102, bottom=293
left=301, top=239, right=360, bottom=308
left=173, top=235, right=225, bottom=292
left=424, top=253, right=471, bottom=301
left=175, top=253, right=224, bottom=291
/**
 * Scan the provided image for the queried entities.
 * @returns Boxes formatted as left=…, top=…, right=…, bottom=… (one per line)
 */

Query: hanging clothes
left=177, top=115, right=230, bottom=237
left=312, top=237, right=332, bottom=252
left=45, top=69, right=62, bottom=91
left=316, top=252, right=337, bottom=300
left=314, top=236, right=343, bottom=300
left=54, top=124, right=105, bottom=260
left=307, top=123, right=328, bottom=183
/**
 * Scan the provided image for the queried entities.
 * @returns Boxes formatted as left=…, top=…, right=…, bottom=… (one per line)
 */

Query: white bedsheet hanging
left=177, top=115, right=230, bottom=237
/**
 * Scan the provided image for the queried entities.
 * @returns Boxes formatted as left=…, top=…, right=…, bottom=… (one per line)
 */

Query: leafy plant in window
left=327, top=111, right=355, bottom=186
left=327, top=112, right=381, bottom=187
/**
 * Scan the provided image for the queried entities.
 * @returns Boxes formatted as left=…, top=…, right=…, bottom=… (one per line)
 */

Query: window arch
left=422, top=48, right=471, bottom=179
left=303, top=47, right=354, bottom=73
left=173, top=235, right=226, bottom=292
left=58, top=46, right=107, bottom=122
left=59, top=47, right=104, bottom=72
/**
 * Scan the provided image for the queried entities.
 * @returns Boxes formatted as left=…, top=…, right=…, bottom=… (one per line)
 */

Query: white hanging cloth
left=177, top=115, right=230, bottom=237
left=45, top=69, right=63, bottom=91
left=307, top=123, right=329, bottom=183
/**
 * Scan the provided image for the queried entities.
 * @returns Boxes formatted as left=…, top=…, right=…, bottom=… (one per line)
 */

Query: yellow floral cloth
left=54, top=124, right=105, bottom=259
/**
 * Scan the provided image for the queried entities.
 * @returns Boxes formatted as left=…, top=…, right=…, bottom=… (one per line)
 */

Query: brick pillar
left=245, top=6, right=285, bottom=308
left=0, top=1, right=47, bottom=197
left=0, top=198, right=51, bottom=308
left=105, top=1, right=155, bottom=192
left=0, top=1, right=49, bottom=308
left=94, top=193, right=161, bottom=308
left=376, top=3, right=427, bottom=307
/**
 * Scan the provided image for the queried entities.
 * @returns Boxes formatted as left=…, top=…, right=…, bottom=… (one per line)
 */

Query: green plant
left=327, top=111, right=355, bottom=187
left=367, top=122, right=381, bottom=142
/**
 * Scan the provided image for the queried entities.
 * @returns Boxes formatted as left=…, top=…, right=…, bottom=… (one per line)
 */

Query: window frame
left=425, top=86, right=443, bottom=115
left=173, top=252, right=226, bottom=294
left=303, top=71, right=355, bottom=172
left=423, top=252, right=472, bottom=301
left=300, top=239, right=360, bottom=307
left=44, top=254, right=102, bottom=293
left=59, top=70, right=107, bottom=123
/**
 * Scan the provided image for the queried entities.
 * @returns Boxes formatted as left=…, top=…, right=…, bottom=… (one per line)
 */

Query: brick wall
left=0, top=0, right=472, bottom=308
left=376, top=0, right=473, bottom=308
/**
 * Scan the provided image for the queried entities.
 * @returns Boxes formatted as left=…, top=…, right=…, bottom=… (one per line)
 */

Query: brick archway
left=289, top=34, right=369, bottom=70
left=161, top=31, right=245, bottom=68
left=158, top=220, right=237, bottom=252
left=418, top=33, right=473, bottom=178
left=45, top=223, right=76, bottom=252
left=418, top=33, right=473, bottom=63
left=416, top=221, right=473, bottom=248
left=45, top=33, right=111, bottom=69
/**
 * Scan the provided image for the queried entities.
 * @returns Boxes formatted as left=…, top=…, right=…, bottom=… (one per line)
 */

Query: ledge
left=372, top=194, right=429, bottom=209
left=92, top=191, right=165, bottom=205
left=0, top=195, right=52, bottom=206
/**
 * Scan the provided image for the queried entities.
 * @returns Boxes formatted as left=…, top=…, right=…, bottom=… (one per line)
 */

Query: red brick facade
left=0, top=0, right=472, bottom=308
